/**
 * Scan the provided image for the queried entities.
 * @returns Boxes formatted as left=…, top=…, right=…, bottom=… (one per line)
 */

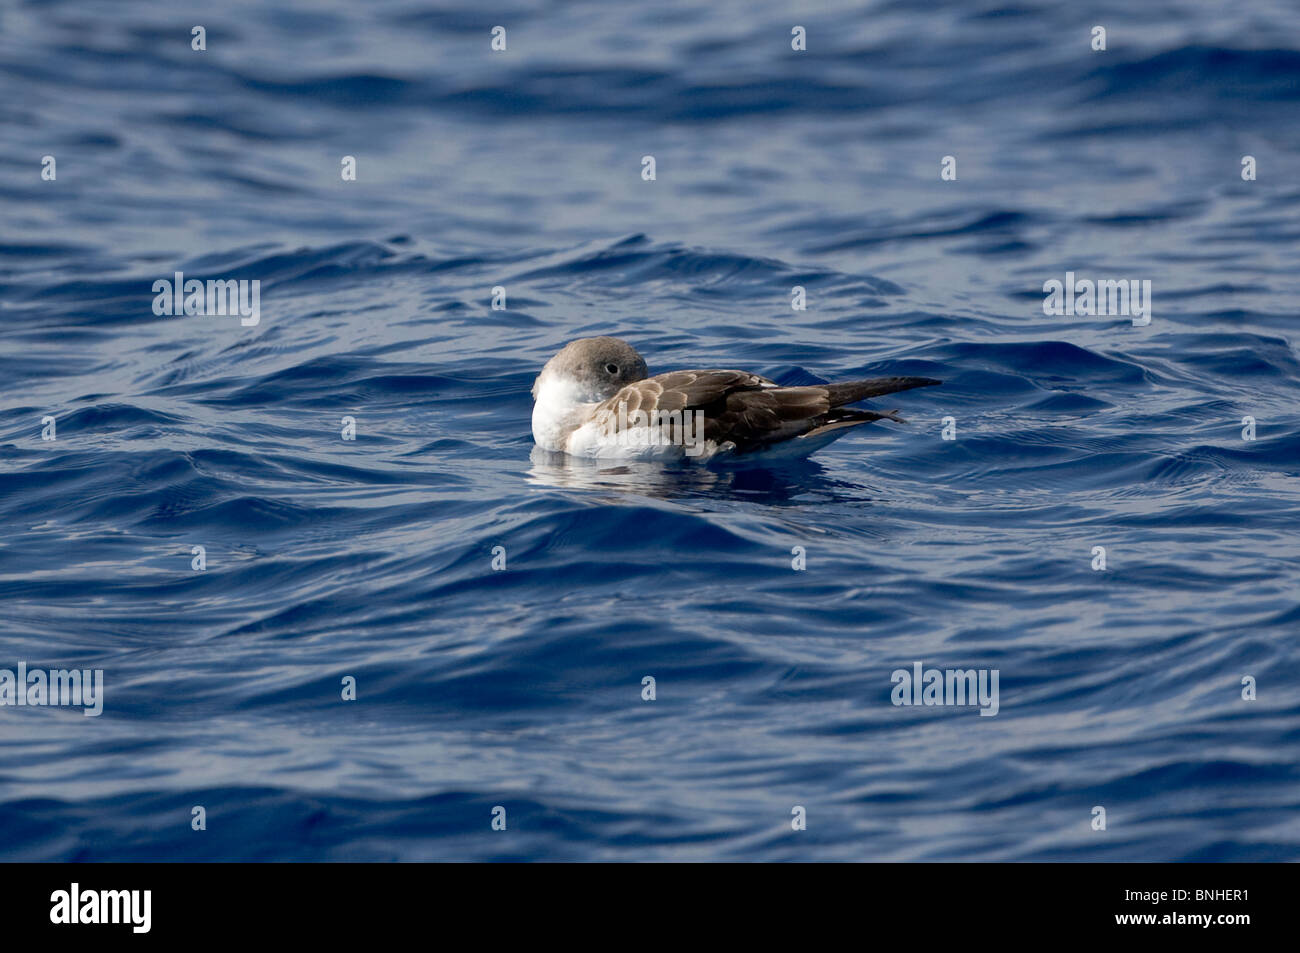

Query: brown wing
left=599, top=370, right=772, bottom=416
left=595, top=370, right=940, bottom=453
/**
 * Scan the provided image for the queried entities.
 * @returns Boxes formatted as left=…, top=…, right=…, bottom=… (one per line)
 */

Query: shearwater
left=531, top=337, right=940, bottom=461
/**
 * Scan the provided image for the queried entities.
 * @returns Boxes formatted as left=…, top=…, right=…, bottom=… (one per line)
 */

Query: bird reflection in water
left=526, top=446, right=880, bottom=507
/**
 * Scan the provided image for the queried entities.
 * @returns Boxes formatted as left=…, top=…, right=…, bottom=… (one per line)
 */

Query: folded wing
left=595, top=369, right=940, bottom=453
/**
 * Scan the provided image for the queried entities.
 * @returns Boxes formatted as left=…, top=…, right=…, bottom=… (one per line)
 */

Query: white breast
left=531, top=374, right=596, bottom=452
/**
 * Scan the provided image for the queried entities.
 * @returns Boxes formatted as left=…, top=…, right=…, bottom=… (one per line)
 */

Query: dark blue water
left=2, top=0, right=1298, bottom=861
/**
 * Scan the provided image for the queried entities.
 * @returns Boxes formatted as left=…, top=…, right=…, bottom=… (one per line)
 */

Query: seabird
left=531, top=336, right=940, bottom=461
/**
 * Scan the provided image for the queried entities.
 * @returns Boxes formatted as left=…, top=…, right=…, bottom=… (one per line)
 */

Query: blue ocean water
left=1, top=0, right=1298, bottom=862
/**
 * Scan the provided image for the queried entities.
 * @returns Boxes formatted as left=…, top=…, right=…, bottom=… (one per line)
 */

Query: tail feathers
left=798, top=407, right=904, bottom=441
left=859, top=407, right=906, bottom=424
left=824, top=376, right=941, bottom=407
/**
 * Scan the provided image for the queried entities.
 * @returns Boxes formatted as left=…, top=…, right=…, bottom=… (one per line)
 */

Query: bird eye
left=604, top=363, right=619, bottom=375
